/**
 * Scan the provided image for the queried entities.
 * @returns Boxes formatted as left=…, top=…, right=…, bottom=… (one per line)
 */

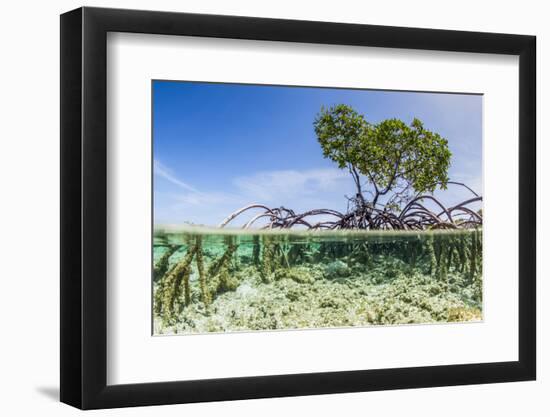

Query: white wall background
left=0, top=0, right=545, bottom=415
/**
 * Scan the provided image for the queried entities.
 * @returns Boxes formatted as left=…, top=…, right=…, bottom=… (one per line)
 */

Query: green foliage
left=313, top=104, right=452, bottom=207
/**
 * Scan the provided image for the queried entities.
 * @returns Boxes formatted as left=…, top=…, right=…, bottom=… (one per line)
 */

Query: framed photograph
left=60, top=6, right=536, bottom=409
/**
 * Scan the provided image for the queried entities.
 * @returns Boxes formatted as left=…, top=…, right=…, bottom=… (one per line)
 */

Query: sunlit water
left=153, top=226, right=483, bottom=335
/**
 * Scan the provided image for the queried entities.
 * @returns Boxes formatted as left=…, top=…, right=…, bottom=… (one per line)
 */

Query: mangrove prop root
left=153, top=245, right=179, bottom=282
left=183, top=268, right=191, bottom=306
left=209, top=241, right=239, bottom=295
left=195, top=236, right=211, bottom=306
left=252, top=235, right=261, bottom=265
left=155, top=238, right=243, bottom=321
left=155, top=244, right=197, bottom=322
left=208, top=240, right=237, bottom=278
left=219, top=186, right=482, bottom=231
left=260, top=236, right=275, bottom=282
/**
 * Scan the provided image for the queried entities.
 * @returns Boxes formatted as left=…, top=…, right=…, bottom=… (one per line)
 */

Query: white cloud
left=153, top=159, right=482, bottom=226
left=153, top=161, right=355, bottom=226
left=233, top=168, right=350, bottom=203
left=154, top=159, right=198, bottom=192
left=171, top=190, right=241, bottom=207
left=152, top=158, right=247, bottom=225
left=429, top=173, right=483, bottom=215
left=451, top=173, right=482, bottom=196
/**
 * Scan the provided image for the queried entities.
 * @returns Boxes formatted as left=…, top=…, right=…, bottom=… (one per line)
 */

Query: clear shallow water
left=153, top=226, right=482, bottom=335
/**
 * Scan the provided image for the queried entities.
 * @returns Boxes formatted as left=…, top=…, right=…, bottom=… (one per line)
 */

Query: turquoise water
left=153, top=226, right=482, bottom=334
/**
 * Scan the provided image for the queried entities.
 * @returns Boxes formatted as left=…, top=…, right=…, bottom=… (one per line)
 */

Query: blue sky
left=153, top=81, right=482, bottom=227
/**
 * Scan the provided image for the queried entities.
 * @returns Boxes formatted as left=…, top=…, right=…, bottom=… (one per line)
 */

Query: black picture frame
left=60, top=6, right=536, bottom=410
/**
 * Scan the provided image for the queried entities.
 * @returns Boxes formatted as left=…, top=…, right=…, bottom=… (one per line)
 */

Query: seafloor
left=153, top=228, right=482, bottom=335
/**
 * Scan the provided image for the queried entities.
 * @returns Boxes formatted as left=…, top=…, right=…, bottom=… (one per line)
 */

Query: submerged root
left=153, top=245, right=179, bottom=282
left=208, top=240, right=239, bottom=296
left=155, top=236, right=243, bottom=324
left=195, top=236, right=211, bottom=306
left=155, top=244, right=197, bottom=323
left=260, top=236, right=275, bottom=283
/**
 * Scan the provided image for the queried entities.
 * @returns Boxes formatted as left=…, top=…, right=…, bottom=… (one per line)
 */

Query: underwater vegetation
left=153, top=228, right=482, bottom=334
